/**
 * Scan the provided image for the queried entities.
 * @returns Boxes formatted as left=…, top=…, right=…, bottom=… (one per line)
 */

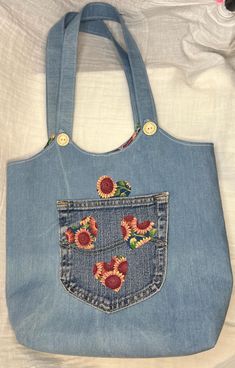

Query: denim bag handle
left=46, top=2, right=158, bottom=138
left=46, top=12, right=140, bottom=137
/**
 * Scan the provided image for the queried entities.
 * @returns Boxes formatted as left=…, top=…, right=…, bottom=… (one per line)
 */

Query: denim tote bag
left=6, top=2, right=233, bottom=358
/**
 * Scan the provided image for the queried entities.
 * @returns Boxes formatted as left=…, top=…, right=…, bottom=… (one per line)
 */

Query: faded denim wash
left=57, top=193, right=169, bottom=313
left=6, top=2, right=233, bottom=358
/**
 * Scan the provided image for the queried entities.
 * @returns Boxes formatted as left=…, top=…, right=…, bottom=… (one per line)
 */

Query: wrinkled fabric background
left=0, top=0, right=235, bottom=367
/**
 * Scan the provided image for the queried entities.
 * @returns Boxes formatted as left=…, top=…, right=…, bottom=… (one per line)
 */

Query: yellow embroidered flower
left=113, top=256, right=128, bottom=275
left=135, top=236, right=152, bottom=248
left=64, top=227, right=75, bottom=243
left=89, top=216, right=98, bottom=237
left=92, top=261, right=103, bottom=279
left=96, top=175, right=117, bottom=198
left=80, top=216, right=91, bottom=226
left=131, top=218, right=154, bottom=235
left=122, top=214, right=135, bottom=226
left=120, top=220, right=131, bottom=240
left=74, top=228, right=94, bottom=249
left=100, top=270, right=125, bottom=292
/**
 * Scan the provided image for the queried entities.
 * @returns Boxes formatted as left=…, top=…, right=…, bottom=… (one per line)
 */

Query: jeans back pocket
left=57, top=192, right=169, bottom=313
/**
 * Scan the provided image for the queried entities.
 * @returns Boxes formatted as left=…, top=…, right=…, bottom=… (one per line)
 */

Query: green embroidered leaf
left=129, top=237, right=137, bottom=249
left=116, top=180, right=131, bottom=191
left=116, top=180, right=127, bottom=187
left=130, top=243, right=136, bottom=249
left=149, top=228, right=157, bottom=237
left=71, top=226, right=78, bottom=231
left=114, top=187, right=121, bottom=197
left=82, top=223, right=90, bottom=229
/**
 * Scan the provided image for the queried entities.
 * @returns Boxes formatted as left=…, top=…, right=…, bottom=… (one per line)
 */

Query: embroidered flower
left=96, top=176, right=131, bottom=198
left=100, top=270, right=125, bottom=292
left=79, top=215, right=98, bottom=238
left=120, top=220, right=131, bottom=240
left=131, top=218, right=154, bottom=235
left=93, top=262, right=103, bottom=279
left=121, top=215, right=157, bottom=249
left=135, top=236, right=152, bottom=248
left=96, top=175, right=117, bottom=198
left=74, top=228, right=94, bottom=249
left=80, top=216, right=91, bottom=226
left=89, top=216, right=98, bottom=237
left=65, top=227, right=75, bottom=243
left=103, top=257, right=116, bottom=272
left=93, top=255, right=128, bottom=292
left=113, top=256, right=128, bottom=275
left=123, top=214, right=135, bottom=226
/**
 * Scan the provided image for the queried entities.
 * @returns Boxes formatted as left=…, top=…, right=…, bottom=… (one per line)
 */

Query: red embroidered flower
left=123, top=215, right=135, bottom=226
left=89, top=216, right=98, bottom=237
left=120, top=220, right=131, bottom=240
left=96, top=175, right=117, bottom=198
left=114, top=256, right=128, bottom=275
left=103, top=257, right=116, bottom=272
left=93, top=261, right=103, bottom=279
left=101, top=270, right=125, bottom=292
left=121, top=215, right=157, bottom=248
left=74, top=228, right=94, bottom=249
left=79, top=215, right=98, bottom=242
left=93, top=256, right=128, bottom=292
left=80, top=216, right=91, bottom=226
left=131, top=218, right=154, bottom=235
left=65, top=227, right=75, bottom=243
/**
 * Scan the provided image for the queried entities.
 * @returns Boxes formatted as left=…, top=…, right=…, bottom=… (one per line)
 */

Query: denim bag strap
left=46, top=2, right=158, bottom=138
left=46, top=13, right=140, bottom=137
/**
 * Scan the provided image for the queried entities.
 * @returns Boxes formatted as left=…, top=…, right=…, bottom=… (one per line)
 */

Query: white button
left=143, top=120, right=158, bottom=136
left=56, top=132, right=70, bottom=146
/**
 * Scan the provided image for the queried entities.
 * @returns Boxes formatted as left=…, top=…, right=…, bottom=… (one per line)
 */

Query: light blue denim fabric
left=57, top=193, right=169, bottom=313
left=6, top=2, right=233, bottom=358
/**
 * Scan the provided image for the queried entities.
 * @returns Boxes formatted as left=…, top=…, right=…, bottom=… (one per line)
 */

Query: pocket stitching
left=57, top=191, right=169, bottom=210
left=58, top=192, right=169, bottom=313
left=59, top=244, right=167, bottom=313
left=58, top=193, right=169, bottom=252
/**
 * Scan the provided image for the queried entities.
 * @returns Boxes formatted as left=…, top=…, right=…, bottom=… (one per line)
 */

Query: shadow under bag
left=6, top=1, right=233, bottom=357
